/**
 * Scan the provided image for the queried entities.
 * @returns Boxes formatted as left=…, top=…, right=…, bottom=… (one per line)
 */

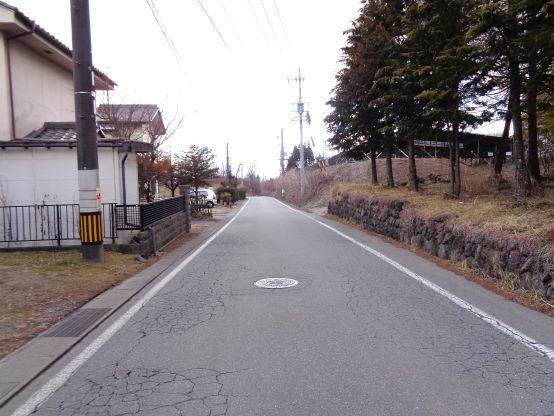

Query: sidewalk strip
left=275, top=198, right=554, bottom=363
left=10, top=200, right=250, bottom=416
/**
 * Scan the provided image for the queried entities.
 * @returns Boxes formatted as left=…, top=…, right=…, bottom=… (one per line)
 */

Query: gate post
left=56, top=205, right=62, bottom=246
left=183, top=186, right=191, bottom=233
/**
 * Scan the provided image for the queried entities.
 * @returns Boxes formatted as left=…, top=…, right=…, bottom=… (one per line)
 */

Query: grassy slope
left=266, top=159, right=554, bottom=243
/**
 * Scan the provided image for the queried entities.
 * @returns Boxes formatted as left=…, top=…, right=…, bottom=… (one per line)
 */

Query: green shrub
left=236, top=185, right=247, bottom=200
left=216, top=186, right=238, bottom=203
left=220, top=192, right=232, bottom=205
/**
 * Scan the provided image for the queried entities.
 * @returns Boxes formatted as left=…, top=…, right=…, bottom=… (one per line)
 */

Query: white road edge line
left=275, top=198, right=554, bottom=363
left=10, top=200, right=250, bottom=416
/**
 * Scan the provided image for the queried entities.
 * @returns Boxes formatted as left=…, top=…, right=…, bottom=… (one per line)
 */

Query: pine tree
left=402, top=0, right=485, bottom=196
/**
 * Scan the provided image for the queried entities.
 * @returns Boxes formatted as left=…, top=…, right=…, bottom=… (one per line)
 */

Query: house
left=97, top=104, right=166, bottom=143
left=0, top=1, right=150, bottom=246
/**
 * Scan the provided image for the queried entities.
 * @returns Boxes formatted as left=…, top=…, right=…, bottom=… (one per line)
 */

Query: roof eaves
left=0, top=1, right=117, bottom=88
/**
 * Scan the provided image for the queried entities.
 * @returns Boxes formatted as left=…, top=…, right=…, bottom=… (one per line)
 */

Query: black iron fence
left=115, top=195, right=188, bottom=231
left=1, top=203, right=117, bottom=245
left=1, top=196, right=196, bottom=245
left=190, top=198, right=213, bottom=217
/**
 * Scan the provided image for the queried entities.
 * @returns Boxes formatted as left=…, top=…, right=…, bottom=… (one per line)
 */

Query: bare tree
left=97, top=94, right=184, bottom=202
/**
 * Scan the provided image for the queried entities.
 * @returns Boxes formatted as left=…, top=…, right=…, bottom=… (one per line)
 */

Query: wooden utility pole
left=71, top=0, right=104, bottom=262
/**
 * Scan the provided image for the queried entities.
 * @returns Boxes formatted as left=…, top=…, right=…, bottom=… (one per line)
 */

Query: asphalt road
left=5, top=196, right=554, bottom=415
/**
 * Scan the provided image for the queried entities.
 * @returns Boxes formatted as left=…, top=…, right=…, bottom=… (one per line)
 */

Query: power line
left=272, top=0, right=293, bottom=53
left=196, top=0, right=231, bottom=52
left=247, top=0, right=270, bottom=46
left=149, top=0, right=181, bottom=61
left=259, top=0, right=281, bottom=51
left=144, top=0, right=191, bottom=80
left=218, top=0, right=242, bottom=45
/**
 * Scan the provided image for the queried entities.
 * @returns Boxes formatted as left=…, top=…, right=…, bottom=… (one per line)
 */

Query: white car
left=189, top=189, right=217, bottom=208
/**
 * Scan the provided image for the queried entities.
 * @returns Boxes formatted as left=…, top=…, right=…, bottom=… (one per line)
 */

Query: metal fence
left=115, top=195, right=188, bottom=231
left=191, top=198, right=213, bottom=217
left=1, top=203, right=117, bottom=245
left=1, top=196, right=193, bottom=245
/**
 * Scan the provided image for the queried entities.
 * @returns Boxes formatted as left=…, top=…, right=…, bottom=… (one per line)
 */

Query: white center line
left=275, top=198, right=554, bottom=363
left=10, top=200, right=250, bottom=416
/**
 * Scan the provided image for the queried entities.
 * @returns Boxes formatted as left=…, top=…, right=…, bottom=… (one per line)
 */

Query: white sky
left=9, top=0, right=363, bottom=178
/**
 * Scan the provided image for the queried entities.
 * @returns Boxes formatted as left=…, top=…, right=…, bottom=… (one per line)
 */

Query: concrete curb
left=0, top=204, right=241, bottom=410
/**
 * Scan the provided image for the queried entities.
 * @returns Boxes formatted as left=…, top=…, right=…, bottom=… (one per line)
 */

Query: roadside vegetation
left=324, top=0, right=553, bottom=199
left=0, top=224, right=204, bottom=359
left=262, top=0, right=553, bottom=313
left=262, top=160, right=554, bottom=315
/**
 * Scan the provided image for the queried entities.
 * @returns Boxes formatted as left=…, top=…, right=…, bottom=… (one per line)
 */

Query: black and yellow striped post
left=79, top=212, right=103, bottom=245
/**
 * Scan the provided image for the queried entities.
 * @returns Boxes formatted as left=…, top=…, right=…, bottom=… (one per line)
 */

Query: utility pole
left=70, top=0, right=104, bottom=262
left=280, top=128, right=285, bottom=175
left=226, top=142, right=231, bottom=178
left=290, top=68, right=308, bottom=199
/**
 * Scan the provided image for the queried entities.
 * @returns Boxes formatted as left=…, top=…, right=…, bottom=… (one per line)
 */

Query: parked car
left=189, top=189, right=217, bottom=208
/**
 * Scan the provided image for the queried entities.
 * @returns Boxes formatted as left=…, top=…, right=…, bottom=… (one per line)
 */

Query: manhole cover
left=255, top=278, right=299, bottom=289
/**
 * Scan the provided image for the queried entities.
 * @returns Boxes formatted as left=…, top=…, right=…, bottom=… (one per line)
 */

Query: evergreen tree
left=402, top=0, right=486, bottom=196
left=326, top=0, right=401, bottom=187
left=286, top=145, right=315, bottom=170
left=176, top=145, right=219, bottom=195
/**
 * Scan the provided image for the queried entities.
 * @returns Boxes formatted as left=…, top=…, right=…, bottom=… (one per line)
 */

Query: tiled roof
left=97, top=104, right=160, bottom=124
left=14, top=122, right=153, bottom=153
left=25, top=122, right=105, bottom=141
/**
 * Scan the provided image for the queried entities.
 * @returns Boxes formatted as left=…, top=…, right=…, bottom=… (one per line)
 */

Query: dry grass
left=0, top=223, right=206, bottom=359
left=332, top=178, right=554, bottom=242
left=270, top=159, right=554, bottom=242
left=0, top=250, right=155, bottom=359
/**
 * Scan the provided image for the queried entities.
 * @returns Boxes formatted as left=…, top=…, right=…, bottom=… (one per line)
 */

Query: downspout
left=121, top=143, right=130, bottom=206
left=6, top=24, right=36, bottom=139
left=121, top=143, right=141, bottom=229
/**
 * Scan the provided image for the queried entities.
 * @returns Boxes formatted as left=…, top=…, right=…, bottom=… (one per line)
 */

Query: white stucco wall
left=0, top=147, right=139, bottom=206
left=9, top=41, right=75, bottom=138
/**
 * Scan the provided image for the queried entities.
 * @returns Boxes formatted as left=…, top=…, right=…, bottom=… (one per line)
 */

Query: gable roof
left=97, top=104, right=167, bottom=136
left=97, top=104, right=160, bottom=124
left=0, top=1, right=116, bottom=90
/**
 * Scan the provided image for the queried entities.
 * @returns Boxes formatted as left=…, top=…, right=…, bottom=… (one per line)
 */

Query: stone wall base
left=328, top=193, right=554, bottom=299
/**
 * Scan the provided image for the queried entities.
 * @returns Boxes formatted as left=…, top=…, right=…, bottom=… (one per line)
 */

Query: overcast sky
left=9, top=0, right=363, bottom=178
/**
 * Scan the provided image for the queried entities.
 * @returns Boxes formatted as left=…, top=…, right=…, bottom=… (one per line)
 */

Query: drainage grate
left=42, top=308, right=110, bottom=338
left=255, top=278, right=299, bottom=289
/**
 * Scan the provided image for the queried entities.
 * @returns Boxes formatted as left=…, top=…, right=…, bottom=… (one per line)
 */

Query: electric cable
left=259, top=0, right=281, bottom=51
left=247, top=0, right=270, bottom=46
left=196, top=0, right=231, bottom=52
left=218, top=0, right=242, bottom=45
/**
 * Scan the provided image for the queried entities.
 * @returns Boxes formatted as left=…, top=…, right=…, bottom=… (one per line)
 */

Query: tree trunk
left=448, top=122, right=456, bottom=194
left=494, top=93, right=512, bottom=177
left=370, top=146, right=378, bottom=185
left=452, top=115, right=461, bottom=196
left=408, top=137, right=418, bottom=192
left=384, top=134, right=394, bottom=188
left=527, top=53, right=541, bottom=184
left=509, top=58, right=530, bottom=198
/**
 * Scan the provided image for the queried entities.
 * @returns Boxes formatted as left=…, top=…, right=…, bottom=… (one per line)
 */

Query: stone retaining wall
left=328, top=192, right=554, bottom=299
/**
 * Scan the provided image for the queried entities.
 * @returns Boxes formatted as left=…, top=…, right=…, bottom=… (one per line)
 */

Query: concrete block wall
left=120, top=210, right=189, bottom=256
left=328, top=192, right=554, bottom=299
